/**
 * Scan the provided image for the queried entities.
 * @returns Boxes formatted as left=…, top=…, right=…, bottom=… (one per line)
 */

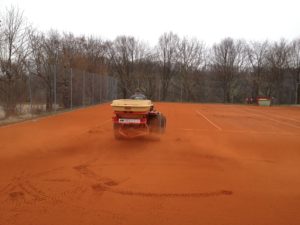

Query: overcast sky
left=1, top=0, right=299, bottom=46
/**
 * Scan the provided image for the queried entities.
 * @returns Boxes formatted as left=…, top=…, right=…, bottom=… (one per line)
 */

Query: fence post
left=107, top=75, right=110, bottom=101
left=180, top=82, right=183, bottom=102
left=82, top=71, right=85, bottom=106
left=54, top=53, right=58, bottom=112
left=28, top=72, right=33, bottom=116
left=99, top=75, right=102, bottom=103
left=158, top=79, right=161, bottom=101
left=70, top=68, right=73, bottom=109
left=54, top=70, right=56, bottom=112
left=92, top=73, right=95, bottom=104
left=114, top=79, right=118, bottom=99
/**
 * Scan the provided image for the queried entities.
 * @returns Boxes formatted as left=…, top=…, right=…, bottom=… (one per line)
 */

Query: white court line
left=246, top=108, right=300, bottom=123
left=196, top=110, right=222, bottom=131
left=243, top=109, right=300, bottom=129
left=179, top=128, right=299, bottom=135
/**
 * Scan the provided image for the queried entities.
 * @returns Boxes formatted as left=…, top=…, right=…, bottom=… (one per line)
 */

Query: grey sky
left=1, top=0, right=299, bottom=46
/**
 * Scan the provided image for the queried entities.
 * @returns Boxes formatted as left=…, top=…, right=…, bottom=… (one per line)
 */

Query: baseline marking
left=246, top=108, right=300, bottom=123
left=196, top=110, right=222, bottom=131
left=179, top=128, right=299, bottom=136
left=243, top=109, right=300, bottom=129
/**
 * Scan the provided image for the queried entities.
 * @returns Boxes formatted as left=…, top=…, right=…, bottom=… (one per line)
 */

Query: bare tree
left=0, top=6, right=29, bottom=116
left=135, top=50, right=159, bottom=100
left=28, top=30, right=60, bottom=111
left=177, top=37, right=206, bottom=101
left=1, top=11, right=299, bottom=113
left=107, top=36, right=146, bottom=98
left=265, top=39, right=290, bottom=102
left=246, top=40, right=269, bottom=98
left=156, top=32, right=180, bottom=100
left=211, top=38, right=247, bottom=103
left=84, top=36, right=108, bottom=74
left=289, top=38, right=300, bottom=104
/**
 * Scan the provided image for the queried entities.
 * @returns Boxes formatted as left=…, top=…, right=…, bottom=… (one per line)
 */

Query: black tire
left=160, top=114, right=166, bottom=133
left=149, top=113, right=166, bottom=134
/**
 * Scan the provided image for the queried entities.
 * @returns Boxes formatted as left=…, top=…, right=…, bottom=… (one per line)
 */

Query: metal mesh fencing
left=6, top=69, right=117, bottom=120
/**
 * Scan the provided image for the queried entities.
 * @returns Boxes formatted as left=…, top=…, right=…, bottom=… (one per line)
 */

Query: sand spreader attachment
left=111, top=99, right=166, bottom=139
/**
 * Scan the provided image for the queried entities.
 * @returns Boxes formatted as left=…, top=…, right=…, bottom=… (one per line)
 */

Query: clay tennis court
left=0, top=103, right=300, bottom=225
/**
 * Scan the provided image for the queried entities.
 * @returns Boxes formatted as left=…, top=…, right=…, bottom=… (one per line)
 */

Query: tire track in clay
left=91, top=180, right=233, bottom=198
left=0, top=166, right=87, bottom=210
left=0, top=175, right=49, bottom=207
left=72, top=158, right=233, bottom=199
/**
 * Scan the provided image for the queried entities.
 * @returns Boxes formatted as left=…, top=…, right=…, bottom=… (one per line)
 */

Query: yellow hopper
left=111, top=99, right=153, bottom=112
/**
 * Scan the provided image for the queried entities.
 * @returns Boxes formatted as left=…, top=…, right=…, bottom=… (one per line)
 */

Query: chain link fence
left=0, top=69, right=118, bottom=122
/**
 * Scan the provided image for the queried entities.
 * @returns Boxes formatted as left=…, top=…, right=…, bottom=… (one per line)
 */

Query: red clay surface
left=0, top=103, right=300, bottom=225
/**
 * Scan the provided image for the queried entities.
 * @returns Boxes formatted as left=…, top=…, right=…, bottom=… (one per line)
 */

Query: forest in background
left=1, top=7, right=300, bottom=118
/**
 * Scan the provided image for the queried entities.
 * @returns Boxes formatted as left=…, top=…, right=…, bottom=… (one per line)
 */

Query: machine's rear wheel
left=149, top=113, right=166, bottom=134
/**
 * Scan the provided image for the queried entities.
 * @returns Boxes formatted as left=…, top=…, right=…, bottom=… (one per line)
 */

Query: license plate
left=118, top=118, right=141, bottom=124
